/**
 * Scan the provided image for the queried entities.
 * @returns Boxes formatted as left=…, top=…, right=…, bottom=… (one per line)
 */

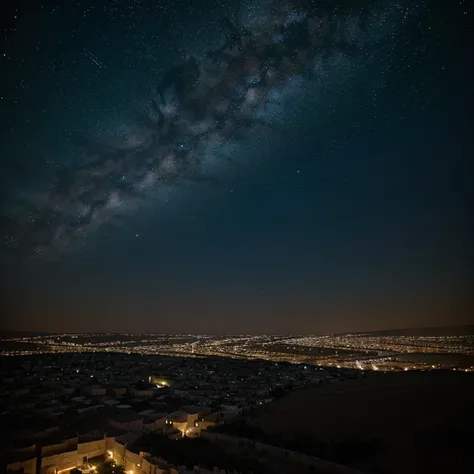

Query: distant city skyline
left=1, top=330, right=472, bottom=373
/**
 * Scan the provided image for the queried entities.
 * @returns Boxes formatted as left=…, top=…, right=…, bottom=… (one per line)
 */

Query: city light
left=1, top=332, right=472, bottom=371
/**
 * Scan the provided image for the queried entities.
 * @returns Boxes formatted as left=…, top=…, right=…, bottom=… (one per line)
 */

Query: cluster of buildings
left=0, top=352, right=357, bottom=474
left=1, top=332, right=472, bottom=372
left=283, top=334, right=474, bottom=370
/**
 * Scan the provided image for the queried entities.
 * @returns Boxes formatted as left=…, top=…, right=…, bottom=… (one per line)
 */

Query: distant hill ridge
left=1, top=326, right=473, bottom=338
left=0, top=330, right=56, bottom=338
left=341, top=325, right=474, bottom=337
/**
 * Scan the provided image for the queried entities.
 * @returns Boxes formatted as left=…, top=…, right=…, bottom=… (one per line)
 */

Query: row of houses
left=5, top=432, right=244, bottom=474
left=1, top=351, right=362, bottom=474
left=109, top=407, right=218, bottom=438
left=6, top=433, right=173, bottom=474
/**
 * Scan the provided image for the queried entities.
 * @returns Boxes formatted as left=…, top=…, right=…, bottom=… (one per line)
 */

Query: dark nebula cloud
left=1, top=0, right=413, bottom=261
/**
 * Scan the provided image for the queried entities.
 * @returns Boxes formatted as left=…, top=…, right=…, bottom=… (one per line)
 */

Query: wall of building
left=170, top=421, right=186, bottom=436
left=110, top=441, right=125, bottom=466
left=152, top=418, right=167, bottom=430
left=40, top=440, right=106, bottom=474
left=112, top=388, right=127, bottom=397
left=197, top=421, right=216, bottom=431
left=6, top=457, right=37, bottom=474
left=109, top=419, right=143, bottom=433
left=42, top=442, right=69, bottom=458
left=104, top=437, right=115, bottom=451
left=77, top=439, right=106, bottom=461
left=124, top=450, right=142, bottom=474
left=40, top=450, right=79, bottom=474
left=186, top=414, right=199, bottom=429
left=64, top=439, right=79, bottom=452
left=140, top=459, right=167, bottom=474
left=12, top=444, right=36, bottom=458
left=84, top=388, right=106, bottom=397
left=128, top=389, right=154, bottom=398
left=26, top=436, right=181, bottom=474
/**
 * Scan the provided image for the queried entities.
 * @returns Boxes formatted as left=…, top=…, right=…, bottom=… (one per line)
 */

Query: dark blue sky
left=0, top=0, right=472, bottom=334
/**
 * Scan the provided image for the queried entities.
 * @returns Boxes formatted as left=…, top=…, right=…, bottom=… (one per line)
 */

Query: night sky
left=0, top=0, right=472, bottom=334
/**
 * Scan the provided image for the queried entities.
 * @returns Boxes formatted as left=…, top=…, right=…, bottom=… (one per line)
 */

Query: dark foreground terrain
left=247, top=371, right=473, bottom=474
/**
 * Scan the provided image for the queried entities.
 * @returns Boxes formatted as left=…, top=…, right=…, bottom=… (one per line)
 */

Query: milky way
left=1, top=0, right=415, bottom=262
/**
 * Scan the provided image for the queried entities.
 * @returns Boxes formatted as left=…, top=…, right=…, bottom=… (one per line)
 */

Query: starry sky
left=0, top=0, right=472, bottom=334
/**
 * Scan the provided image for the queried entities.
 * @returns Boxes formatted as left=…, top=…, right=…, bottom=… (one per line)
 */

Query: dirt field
left=251, top=371, right=474, bottom=474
